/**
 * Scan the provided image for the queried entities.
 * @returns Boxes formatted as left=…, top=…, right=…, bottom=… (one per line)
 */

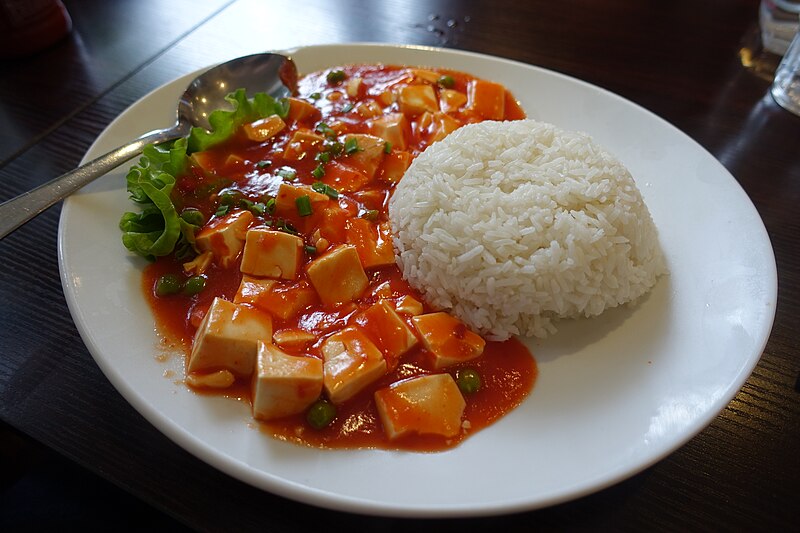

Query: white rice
left=389, top=119, right=666, bottom=340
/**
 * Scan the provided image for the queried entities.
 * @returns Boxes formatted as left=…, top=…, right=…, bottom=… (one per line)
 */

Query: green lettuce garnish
left=120, top=90, right=288, bottom=260
left=119, top=140, right=189, bottom=260
left=187, top=89, right=290, bottom=153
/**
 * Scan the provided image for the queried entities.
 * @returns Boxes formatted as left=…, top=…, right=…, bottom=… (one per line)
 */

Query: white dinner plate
left=58, top=43, right=777, bottom=517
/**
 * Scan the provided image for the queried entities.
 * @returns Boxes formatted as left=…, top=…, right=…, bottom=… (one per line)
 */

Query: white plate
left=58, top=43, right=777, bottom=517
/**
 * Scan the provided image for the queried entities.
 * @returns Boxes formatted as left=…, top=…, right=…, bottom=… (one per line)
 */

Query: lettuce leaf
left=119, top=140, right=188, bottom=260
left=187, top=88, right=290, bottom=153
left=120, top=89, right=287, bottom=260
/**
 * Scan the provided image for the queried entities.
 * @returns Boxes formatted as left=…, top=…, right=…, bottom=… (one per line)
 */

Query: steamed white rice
left=389, top=119, right=666, bottom=340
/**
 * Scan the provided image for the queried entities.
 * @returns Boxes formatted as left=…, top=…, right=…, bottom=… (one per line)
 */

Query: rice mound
left=389, top=119, right=666, bottom=340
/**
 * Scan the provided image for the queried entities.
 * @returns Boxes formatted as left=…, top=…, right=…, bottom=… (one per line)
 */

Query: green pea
left=180, top=208, right=205, bottom=226
left=437, top=75, right=455, bottom=88
left=155, top=274, right=181, bottom=297
left=456, top=368, right=482, bottom=394
left=183, top=275, right=206, bottom=296
left=306, top=400, right=337, bottom=429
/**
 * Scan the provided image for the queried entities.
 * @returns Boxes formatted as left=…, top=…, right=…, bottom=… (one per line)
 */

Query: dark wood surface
left=1, top=0, right=797, bottom=530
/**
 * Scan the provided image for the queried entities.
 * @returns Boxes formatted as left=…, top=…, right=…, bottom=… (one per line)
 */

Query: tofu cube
left=467, top=79, right=506, bottom=120
left=283, top=129, right=326, bottom=160
left=183, top=250, right=213, bottom=276
left=426, top=111, right=460, bottom=143
left=189, top=151, right=216, bottom=173
left=379, top=150, right=412, bottom=183
left=195, top=210, right=253, bottom=268
left=240, top=228, right=304, bottom=280
left=355, top=300, right=418, bottom=369
left=374, top=374, right=466, bottom=440
left=409, top=68, right=441, bottom=84
left=235, top=276, right=317, bottom=319
left=412, top=312, right=485, bottom=369
left=306, top=244, right=368, bottom=306
left=321, top=160, right=370, bottom=193
left=286, top=97, right=321, bottom=123
left=252, top=341, right=323, bottom=421
left=320, top=327, right=386, bottom=404
left=188, top=297, right=273, bottom=377
left=242, top=115, right=286, bottom=141
left=438, top=89, right=467, bottom=113
left=345, top=76, right=363, bottom=97
left=344, top=133, right=386, bottom=180
left=274, top=183, right=329, bottom=219
left=355, top=100, right=383, bottom=118
left=234, top=275, right=277, bottom=306
left=395, top=295, right=424, bottom=316
left=398, top=84, right=439, bottom=116
left=344, top=218, right=395, bottom=269
left=369, top=112, right=409, bottom=150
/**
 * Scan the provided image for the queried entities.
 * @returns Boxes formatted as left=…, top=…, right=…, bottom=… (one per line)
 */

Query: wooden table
left=1, top=0, right=797, bottom=529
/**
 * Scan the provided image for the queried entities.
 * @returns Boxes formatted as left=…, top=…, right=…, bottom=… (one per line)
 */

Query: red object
left=0, top=0, right=71, bottom=58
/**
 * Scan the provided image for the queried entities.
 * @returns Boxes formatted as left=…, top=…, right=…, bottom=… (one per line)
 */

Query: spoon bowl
left=0, top=52, right=298, bottom=240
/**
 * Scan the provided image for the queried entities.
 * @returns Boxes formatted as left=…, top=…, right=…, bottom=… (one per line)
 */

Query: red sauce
left=143, top=64, right=537, bottom=451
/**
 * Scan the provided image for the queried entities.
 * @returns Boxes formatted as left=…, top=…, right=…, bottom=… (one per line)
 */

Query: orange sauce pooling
left=143, top=64, right=537, bottom=451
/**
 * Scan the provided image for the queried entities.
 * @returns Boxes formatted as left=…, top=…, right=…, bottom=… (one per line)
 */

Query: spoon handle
left=0, top=126, right=182, bottom=240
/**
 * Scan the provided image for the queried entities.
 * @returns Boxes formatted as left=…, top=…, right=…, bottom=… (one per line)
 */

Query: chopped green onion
left=383, top=141, right=392, bottom=154
left=326, top=70, right=346, bottom=84
left=311, top=164, right=326, bottom=179
left=249, top=202, right=266, bottom=216
left=344, top=137, right=360, bottom=155
left=256, top=160, right=272, bottom=168
left=311, top=181, right=339, bottom=199
left=361, top=209, right=379, bottom=221
left=342, top=102, right=354, bottom=112
left=214, top=204, right=230, bottom=217
left=276, top=167, right=297, bottom=180
left=295, top=195, right=313, bottom=217
left=219, top=190, right=239, bottom=205
left=265, top=198, right=276, bottom=213
left=315, top=151, right=331, bottom=163
left=437, top=75, right=455, bottom=88
left=304, top=245, right=317, bottom=254
left=275, top=220, right=298, bottom=235
left=315, top=122, right=336, bottom=137
left=325, top=140, right=343, bottom=156
left=309, top=92, right=322, bottom=100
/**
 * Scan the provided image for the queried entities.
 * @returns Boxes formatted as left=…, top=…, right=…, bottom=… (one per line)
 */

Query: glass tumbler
left=771, top=22, right=800, bottom=115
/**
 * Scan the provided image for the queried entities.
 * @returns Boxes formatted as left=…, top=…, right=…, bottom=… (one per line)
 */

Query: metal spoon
left=0, top=52, right=298, bottom=240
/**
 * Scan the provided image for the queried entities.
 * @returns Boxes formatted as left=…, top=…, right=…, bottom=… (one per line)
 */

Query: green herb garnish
left=311, top=181, right=339, bottom=199
left=344, top=137, right=360, bottom=155
left=187, top=89, right=289, bottom=153
left=315, top=122, right=336, bottom=137
left=361, top=209, right=379, bottom=221
left=295, top=195, right=313, bottom=217
left=276, top=167, right=297, bottom=180
left=326, top=70, right=346, bottom=84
